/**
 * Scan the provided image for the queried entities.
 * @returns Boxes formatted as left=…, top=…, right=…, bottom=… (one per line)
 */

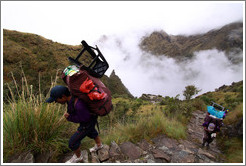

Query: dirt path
left=59, top=110, right=225, bottom=163
left=187, top=110, right=223, bottom=153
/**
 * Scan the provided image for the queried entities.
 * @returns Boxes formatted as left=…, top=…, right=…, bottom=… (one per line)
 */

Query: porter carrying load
left=62, top=40, right=112, bottom=116
left=202, top=102, right=229, bottom=147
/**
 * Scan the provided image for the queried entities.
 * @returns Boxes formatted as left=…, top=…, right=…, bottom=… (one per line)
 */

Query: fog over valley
left=97, top=33, right=243, bottom=99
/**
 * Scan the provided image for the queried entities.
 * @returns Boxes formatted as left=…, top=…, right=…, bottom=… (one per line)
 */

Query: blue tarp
left=207, top=106, right=225, bottom=119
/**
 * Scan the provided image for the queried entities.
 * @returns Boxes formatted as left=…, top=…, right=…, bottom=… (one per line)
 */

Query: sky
left=2, top=1, right=244, bottom=45
left=1, top=1, right=245, bottom=98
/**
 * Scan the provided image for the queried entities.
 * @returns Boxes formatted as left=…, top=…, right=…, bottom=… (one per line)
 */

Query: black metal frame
left=68, top=40, right=109, bottom=78
left=211, top=101, right=225, bottom=111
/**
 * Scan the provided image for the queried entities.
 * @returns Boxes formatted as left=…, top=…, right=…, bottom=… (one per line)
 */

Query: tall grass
left=218, top=137, right=243, bottom=163
left=102, top=110, right=187, bottom=145
left=3, top=71, right=71, bottom=162
left=223, top=103, right=243, bottom=125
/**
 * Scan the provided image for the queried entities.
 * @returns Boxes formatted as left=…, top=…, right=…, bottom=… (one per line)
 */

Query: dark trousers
left=68, top=118, right=98, bottom=151
left=203, top=130, right=215, bottom=145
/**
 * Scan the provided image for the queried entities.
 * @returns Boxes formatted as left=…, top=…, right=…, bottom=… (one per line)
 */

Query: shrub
left=3, top=72, right=71, bottom=162
left=183, top=85, right=201, bottom=100
left=217, top=137, right=243, bottom=163
left=200, top=95, right=212, bottom=105
left=102, top=110, right=186, bottom=145
left=192, top=99, right=206, bottom=111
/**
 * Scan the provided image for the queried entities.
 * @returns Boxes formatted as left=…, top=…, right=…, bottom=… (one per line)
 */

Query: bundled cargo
left=207, top=102, right=229, bottom=120
left=62, top=40, right=113, bottom=116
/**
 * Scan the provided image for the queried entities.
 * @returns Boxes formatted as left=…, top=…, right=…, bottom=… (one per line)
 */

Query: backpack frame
left=68, top=40, right=109, bottom=78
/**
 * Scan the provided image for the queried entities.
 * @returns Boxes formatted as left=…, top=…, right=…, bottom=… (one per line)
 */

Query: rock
left=35, top=151, right=53, bottom=163
left=58, top=151, right=73, bottom=163
left=109, top=141, right=122, bottom=158
left=151, top=149, right=171, bottom=162
left=171, top=150, right=195, bottom=163
left=119, top=141, right=143, bottom=160
left=152, top=134, right=179, bottom=149
left=158, top=145, right=173, bottom=155
left=98, top=144, right=110, bottom=162
left=10, top=151, right=34, bottom=163
left=144, top=154, right=156, bottom=163
left=198, top=148, right=216, bottom=160
left=81, top=150, right=88, bottom=163
left=133, top=159, right=145, bottom=163
left=140, top=94, right=163, bottom=103
left=91, top=152, right=100, bottom=163
left=60, top=151, right=87, bottom=163
left=179, top=140, right=198, bottom=150
left=137, top=139, right=154, bottom=151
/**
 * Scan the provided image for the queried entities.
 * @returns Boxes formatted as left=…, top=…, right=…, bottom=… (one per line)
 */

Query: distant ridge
left=140, top=22, right=243, bottom=63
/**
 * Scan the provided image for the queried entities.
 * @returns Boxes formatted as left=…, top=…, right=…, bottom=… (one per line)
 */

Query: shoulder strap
left=68, top=96, right=78, bottom=114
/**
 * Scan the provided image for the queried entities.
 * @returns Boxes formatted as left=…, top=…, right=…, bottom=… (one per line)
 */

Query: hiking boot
left=89, top=144, right=103, bottom=152
left=65, top=153, right=83, bottom=163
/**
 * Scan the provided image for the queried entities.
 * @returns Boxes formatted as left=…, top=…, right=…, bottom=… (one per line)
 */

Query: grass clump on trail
left=102, top=110, right=186, bottom=145
left=99, top=97, right=187, bottom=145
left=3, top=73, right=72, bottom=162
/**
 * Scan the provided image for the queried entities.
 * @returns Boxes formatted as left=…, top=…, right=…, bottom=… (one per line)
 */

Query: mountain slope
left=140, top=22, right=243, bottom=63
left=3, top=29, right=133, bottom=99
left=108, top=70, right=134, bottom=98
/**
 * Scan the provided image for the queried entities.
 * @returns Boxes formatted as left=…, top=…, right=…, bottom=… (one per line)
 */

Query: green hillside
left=3, top=29, right=133, bottom=101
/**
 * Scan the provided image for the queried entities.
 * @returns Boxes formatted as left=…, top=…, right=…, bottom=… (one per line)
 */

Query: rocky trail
left=9, top=110, right=226, bottom=163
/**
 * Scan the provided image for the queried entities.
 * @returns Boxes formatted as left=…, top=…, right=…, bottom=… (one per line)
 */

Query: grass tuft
left=102, top=110, right=186, bottom=145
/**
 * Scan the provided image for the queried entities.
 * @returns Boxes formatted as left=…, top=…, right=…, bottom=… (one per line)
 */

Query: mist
left=96, top=33, right=243, bottom=99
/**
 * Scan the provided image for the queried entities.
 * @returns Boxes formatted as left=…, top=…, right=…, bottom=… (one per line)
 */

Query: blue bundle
left=207, top=106, right=226, bottom=119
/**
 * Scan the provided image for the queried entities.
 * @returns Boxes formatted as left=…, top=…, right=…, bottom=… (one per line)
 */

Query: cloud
left=1, top=1, right=244, bottom=45
left=97, top=35, right=243, bottom=99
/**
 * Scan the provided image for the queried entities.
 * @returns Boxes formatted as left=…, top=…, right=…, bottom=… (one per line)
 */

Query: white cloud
left=1, top=1, right=244, bottom=44
left=97, top=35, right=243, bottom=98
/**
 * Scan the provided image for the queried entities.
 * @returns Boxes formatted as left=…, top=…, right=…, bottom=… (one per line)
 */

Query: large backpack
left=62, top=40, right=113, bottom=116
left=62, top=65, right=113, bottom=116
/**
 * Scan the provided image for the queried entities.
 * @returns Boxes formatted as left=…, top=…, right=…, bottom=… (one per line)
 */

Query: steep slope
left=140, top=22, right=243, bottom=63
left=108, top=70, right=134, bottom=98
left=3, top=29, right=133, bottom=99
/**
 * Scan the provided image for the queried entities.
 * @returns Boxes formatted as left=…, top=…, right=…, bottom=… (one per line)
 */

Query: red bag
left=62, top=67, right=112, bottom=116
left=79, top=78, right=107, bottom=100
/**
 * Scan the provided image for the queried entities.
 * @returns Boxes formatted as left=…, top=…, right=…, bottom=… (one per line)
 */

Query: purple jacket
left=66, top=98, right=91, bottom=123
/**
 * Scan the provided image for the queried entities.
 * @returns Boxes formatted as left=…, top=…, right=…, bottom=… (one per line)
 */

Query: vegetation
left=183, top=85, right=201, bottom=100
left=102, top=109, right=186, bottom=145
left=3, top=29, right=133, bottom=103
left=3, top=74, right=188, bottom=162
left=3, top=74, right=72, bottom=162
left=219, top=137, right=243, bottom=163
left=109, top=70, right=134, bottom=98
left=3, top=71, right=243, bottom=163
